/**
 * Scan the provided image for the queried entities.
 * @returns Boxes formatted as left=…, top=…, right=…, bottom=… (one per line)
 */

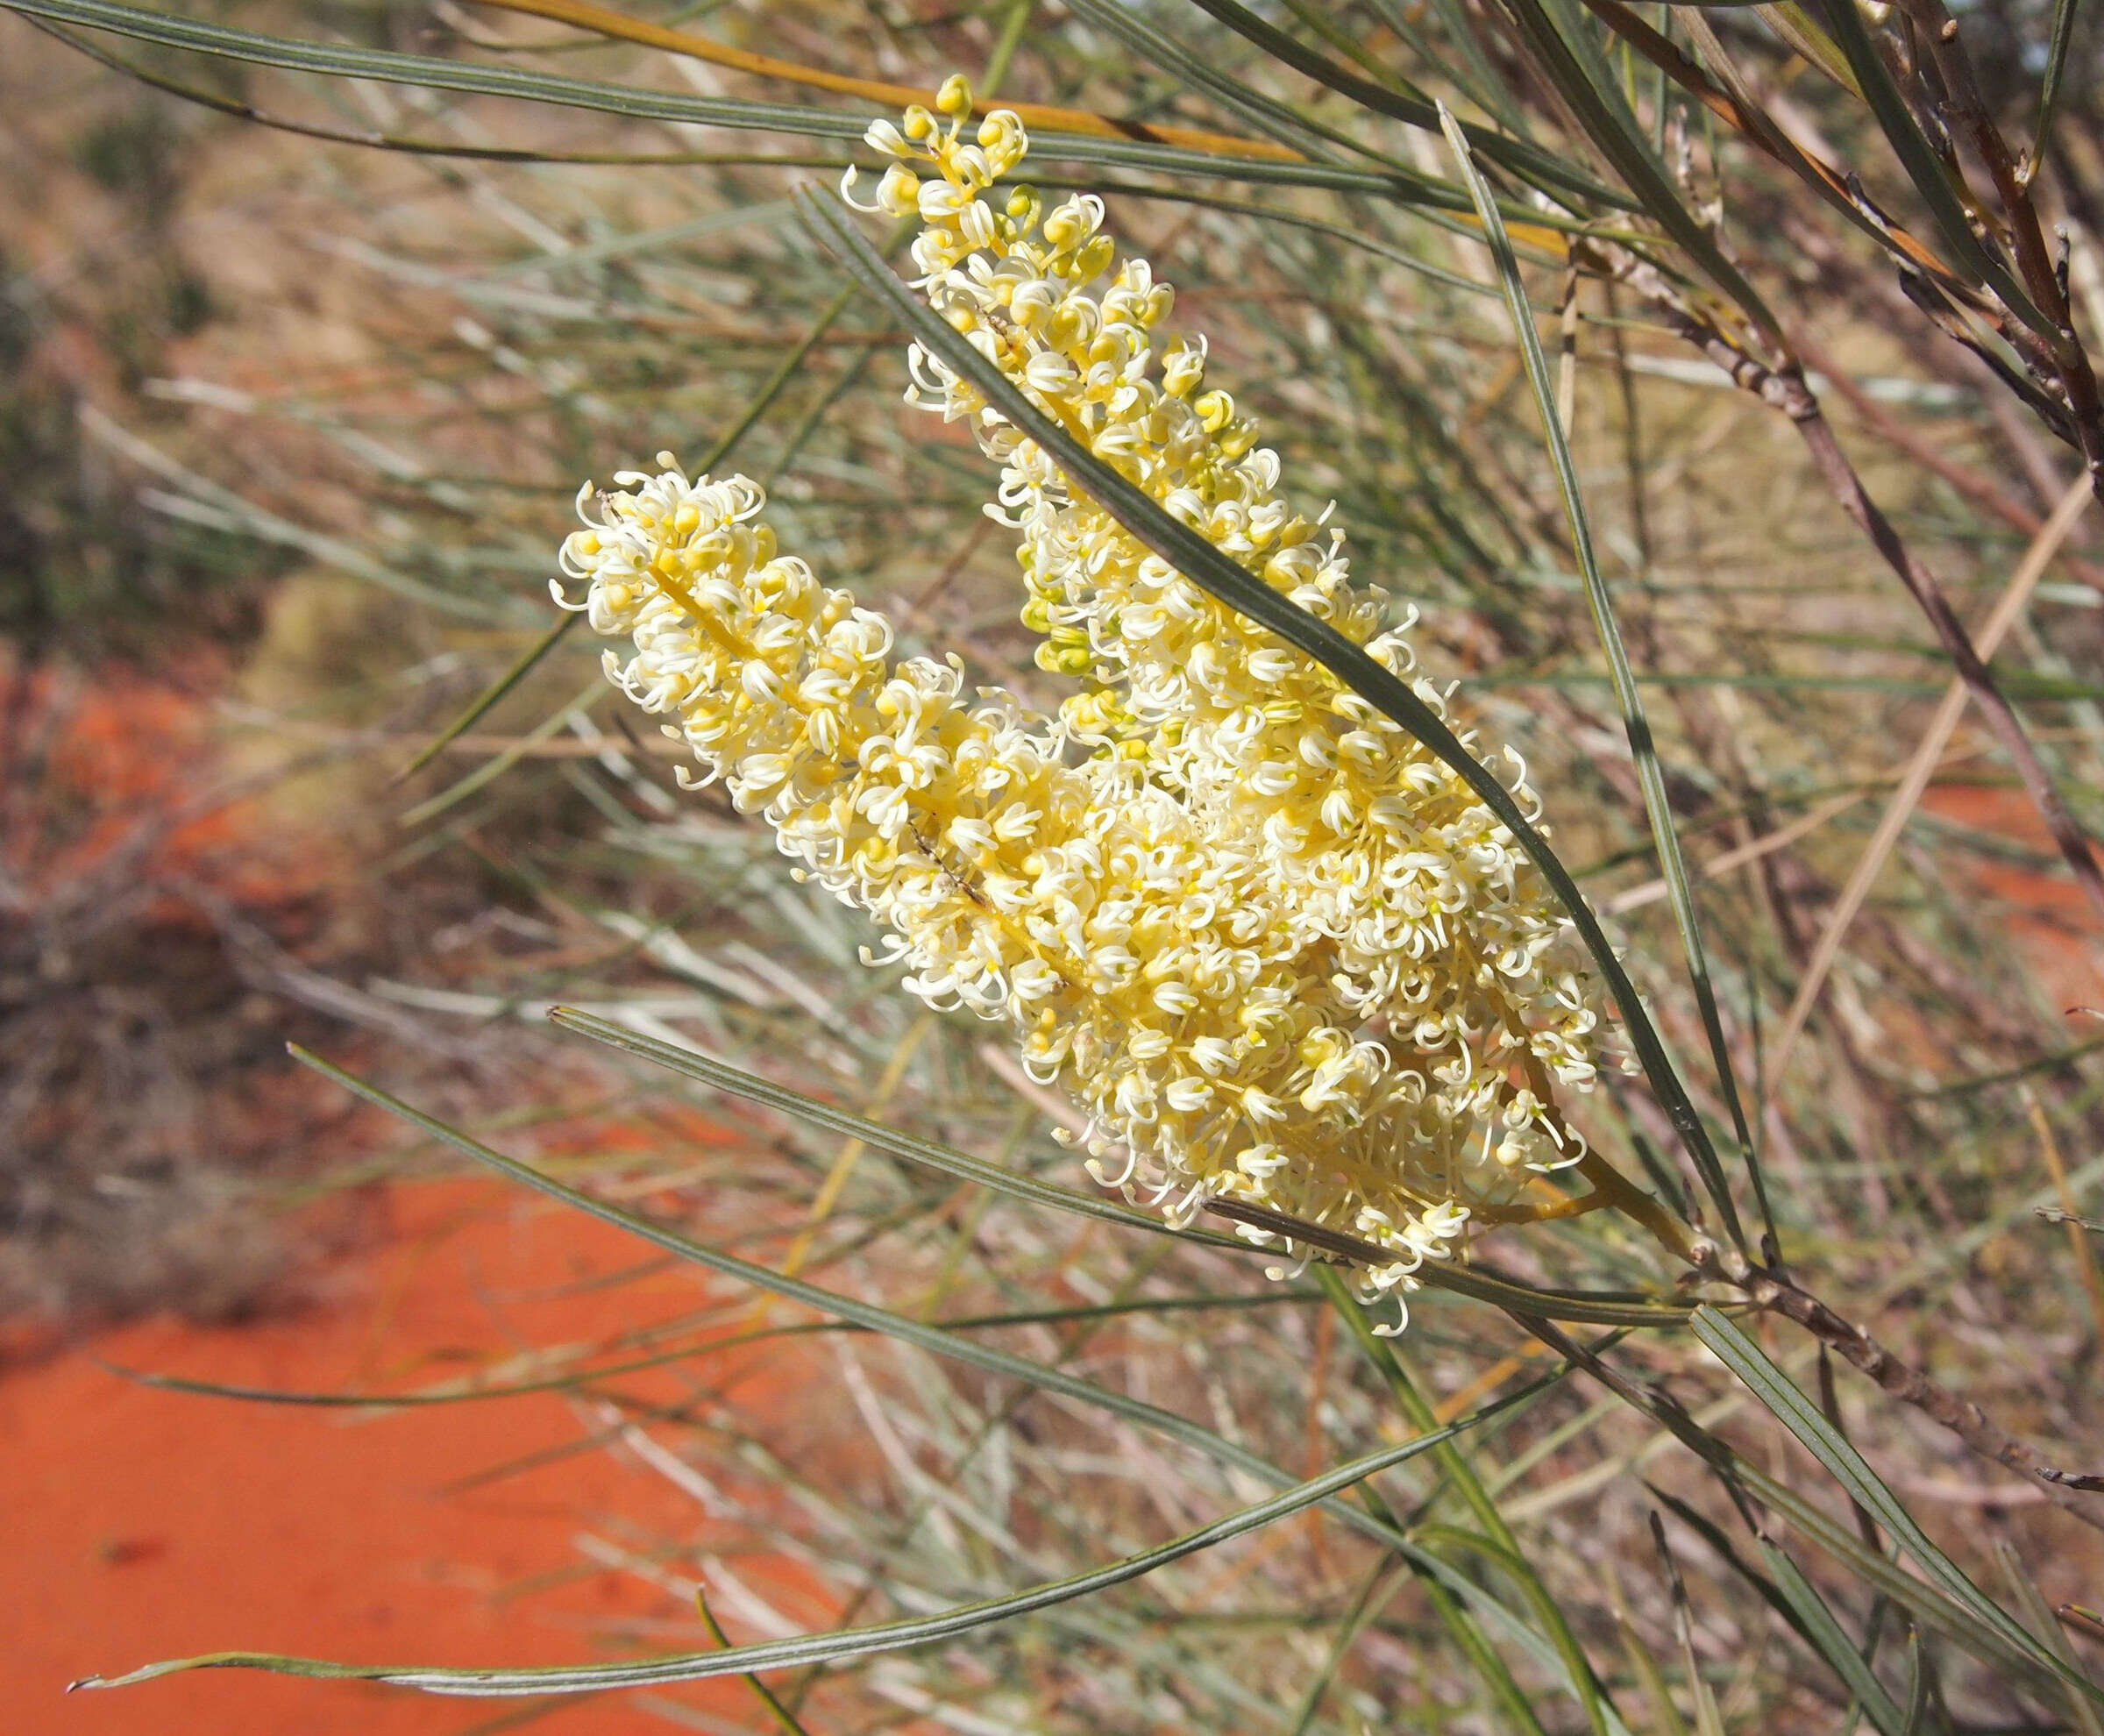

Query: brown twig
left=1786, top=392, right=2104, bottom=930
left=1727, top=1258, right=2104, bottom=1522
left=1203, top=1190, right=2104, bottom=1526
left=1577, top=242, right=2104, bottom=934
left=1575, top=0, right=1970, bottom=295
left=1792, top=327, right=2104, bottom=593
left=1891, top=0, right=2104, bottom=494
left=2063, top=1604, right=2104, bottom=1646
left=1767, top=475, right=2094, bottom=1083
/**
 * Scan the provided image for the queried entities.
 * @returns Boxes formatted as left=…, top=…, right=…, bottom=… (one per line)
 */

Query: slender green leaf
left=1437, top=103, right=1759, bottom=1256
left=81, top=1398, right=1494, bottom=1696
left=1690, top=1306, right=2094, bottom=1701
left=1423, top=1526, right=1620, bottom=1736
left=1803, top=0, right=2054, bottom=336
left=395, top=614, right=578, bottom=785
left=1753, top=2, right=1864, bottom=92
left=1063, top=0, right=1375, bottom=162
left=1057, top=0, right=1615, bottom=249
left=2032, top=0, right=2081, bottom=175
left=1179, top=0, right=1631, bottom=208
left=793, top=185, right=1724, bottom=1256
left=1899, top=1629, right=1928, bottom=1736
left=1645, top=1487, right=1823, bottom=1654
left=1757, top=1541, right=1909, bottom=1736
left=97, top=1291, right=1319, bottom=1410
left=1093, top=179, right=1508, bottom=296
left=694, top=1585, right=813, bottom=1736
left=549, top=1006, right=1245, bottom=1246
left=1994, top=1540, right=2104, bottom=1736
left=1497, top=0, right=1785, bottom=338
left=1739, top=1457, right=2065, bottom=1692
left=398, top=678, right=601, bottom=829
left=232, top=1048, right=1633, bottom=1713
left=552, top=1007, right=1701, bottom=1326
left=1532, top=1321, right=2073, bottom=1696
left=1405, top=0, right=1534, bottom=131
left=284, top=1046, right=1279, bottom=1461
left=1326, top=1267, right=1617, bottom=1736
left=1649, top=1511, right=1726, bottom=1736
left=1282, top=1562, right=1414, bottom=1736
left=0, top=0, right=1489, bottom=203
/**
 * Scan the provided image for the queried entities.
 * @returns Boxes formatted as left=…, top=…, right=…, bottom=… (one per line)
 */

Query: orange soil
left=1920, top=780, right=2104, bottom=1009
left=5, top=656, right=291, bottom=900
left=4, top=658, right=860, bottom=1733
left=1, top=1177, right=839, bottom=1736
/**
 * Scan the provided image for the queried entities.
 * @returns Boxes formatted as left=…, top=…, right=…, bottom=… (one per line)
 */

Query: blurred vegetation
left=7, top=0, right=2104, bottom=1727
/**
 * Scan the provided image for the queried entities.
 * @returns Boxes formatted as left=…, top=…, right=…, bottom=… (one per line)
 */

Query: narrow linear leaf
left=97, top=1291, right=1318, bottom=1411
left=458, top=0, right=1283, bottom=160
left=82, top=1403, right=1487, bottom=1697
left=1436, top=105, right=1761, bottom=1254
left=693, top=1585, right=813, bottom=1736
left=259, top=1048, right=1621, bottom=1711
left=0, top=0, right=1500, bottom=203
left=552, top=1008, right=1699, bottom=1326
left=1649, top=1512, right=1727, bottom=1736
left=1423, top=1526, right=1620, bottom=1736
left=2032, top=0, right=2081, bottom=175
left=1283, top=1562, right=1415, bottom=1736
left=1497, top=0, right=1785, bottom=338
left=1537, top=1324, right=2073, bottom=1695
left=549, top=1006, right=1243, bottom=1246
left=1753, top=2, right=1864, bottom=93
left=793, top=186, right=1723, bottom=1250
left=395, top=614, right=578, bottom=785
left=1326, top=1266, right=1618, bottom=1736
left=1179, top=0, right=1631, bottom=208
left=398, top=679, right=601, bottom=829
left=283, top=1046, right=1276, bottom=1462
left=1994, top=1539, right=2104, bottom=1736
left=1058, top=0, right=1596, bottom=248
left=1738, top=1453, right=2069, bottom=1692
left=1900, top=1629, right=1929, bottom=1736
left=1802, top=0, right=2054, bottom=336
left=1645, top=1487, right=1823, bottom=1657
left=1061, top=0, right=1375, bottom=164
left=1757, top=1541, right=1909, bottom=1736
left=1690, top=1306, right=2095, bottom=1700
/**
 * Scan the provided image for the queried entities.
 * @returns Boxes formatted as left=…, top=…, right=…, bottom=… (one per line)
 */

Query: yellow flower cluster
left=557, top=82, right=1613, bottom=1323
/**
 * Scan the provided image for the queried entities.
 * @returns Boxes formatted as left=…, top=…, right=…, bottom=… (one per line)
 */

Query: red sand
left=4, top=660, right=857, bottom=1733
left=1921, top=780, right=2104, bottom=1009
left=1, top=1177, right=835, bottom=1735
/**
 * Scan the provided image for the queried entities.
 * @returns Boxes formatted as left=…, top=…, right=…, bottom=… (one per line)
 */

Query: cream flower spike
left=845, top=82, right=1619, bottom=1238
left=559, top=86, right=1617, bottom=1331
left=553, top=455, right=1603, bottom=1329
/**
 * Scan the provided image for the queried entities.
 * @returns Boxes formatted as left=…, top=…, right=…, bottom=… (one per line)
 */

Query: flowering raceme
left=556, top=82, right=1617, bottom=1322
